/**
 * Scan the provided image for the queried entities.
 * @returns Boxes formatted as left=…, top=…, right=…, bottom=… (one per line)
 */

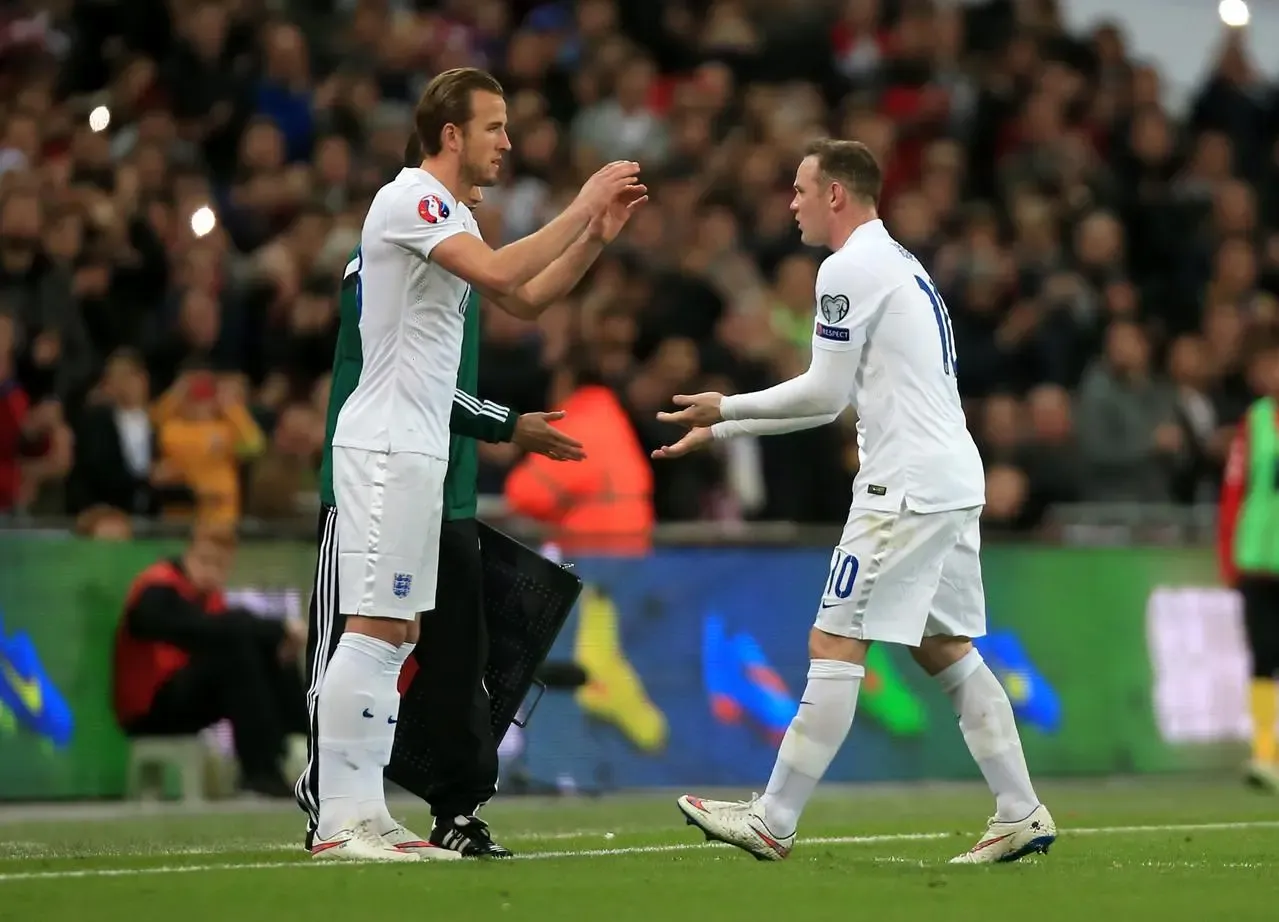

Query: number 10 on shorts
left=824, top=549, right=860, bottom=603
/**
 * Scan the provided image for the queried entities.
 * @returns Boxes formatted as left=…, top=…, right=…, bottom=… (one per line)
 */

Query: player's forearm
left=498, top=236, right=604, bottom=320
left=720, top=348, right=853, bottom=421
left=490, top=202, right=593, bottom=293
left=711, top=413, right=839, bottom=440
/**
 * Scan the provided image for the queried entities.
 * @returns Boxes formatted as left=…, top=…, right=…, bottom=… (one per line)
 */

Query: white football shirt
left=722, top=219, right=985, bottom=513
left=332, top=167, right=480, bottom=459
left=812, top=218, right=984, bottom=512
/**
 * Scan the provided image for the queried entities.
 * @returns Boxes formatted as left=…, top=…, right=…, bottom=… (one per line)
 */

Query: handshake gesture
left=574, top=160, right=649, bottom=244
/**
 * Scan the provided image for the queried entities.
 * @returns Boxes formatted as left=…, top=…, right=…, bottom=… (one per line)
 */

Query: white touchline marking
left=0, top=820, right=1276, bottom=883
left=0, top=830, right=631, bottom=860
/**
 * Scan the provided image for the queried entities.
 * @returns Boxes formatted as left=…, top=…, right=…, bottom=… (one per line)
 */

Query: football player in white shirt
left=656, top=139, right=1055, bottom=865
left=312, top=68, right=645, bottom=862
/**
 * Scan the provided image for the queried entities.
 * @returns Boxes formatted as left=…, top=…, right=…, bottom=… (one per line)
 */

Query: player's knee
left=808, top=626, right=868, bottom=665
left=911, top=634, right=974, bottom=676
left=345, top=614, right=411, bottom=647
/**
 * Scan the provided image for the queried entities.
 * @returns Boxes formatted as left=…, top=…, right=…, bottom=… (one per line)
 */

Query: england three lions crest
left=392, top=572, right=413, bottom=599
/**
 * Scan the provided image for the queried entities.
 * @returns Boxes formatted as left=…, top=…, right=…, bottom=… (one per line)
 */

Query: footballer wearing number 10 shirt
left=656, top=138, right=1057, bottom=865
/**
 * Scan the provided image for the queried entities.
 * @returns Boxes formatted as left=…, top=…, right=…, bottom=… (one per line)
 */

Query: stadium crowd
left=2, top=0, right=1278, bottom=536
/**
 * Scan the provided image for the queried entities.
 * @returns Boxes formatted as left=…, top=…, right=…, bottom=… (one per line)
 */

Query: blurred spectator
left=151, top=367, right=265, bottom=524
left=0, top=0, right=1272, bottom=531
left=505, top=346, right=652, bottom=553
left=74, top=503, right=135, bottom=541
left=1077, top=320, right=1184, bottom=502
left=0, top=311, right=72, bottom=513
left=67, top=348, right=169, bottom=516
left=245, top=401, right=323, bottom=520
left=1017, top=384, right=1083, bottom=525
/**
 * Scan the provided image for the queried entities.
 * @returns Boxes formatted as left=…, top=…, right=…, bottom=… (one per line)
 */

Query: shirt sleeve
left=711, top=412, right=839, bottom=440
left=719, top=345, right=855, bottom=421
left=381, top=185, right=472, bottom=262
left=450, top=390, right=518, bottom=443
left=809, top=257, right=877, bottom=354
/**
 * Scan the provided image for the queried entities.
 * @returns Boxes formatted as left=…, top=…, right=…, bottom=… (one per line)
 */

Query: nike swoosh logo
left=0, top=657, right=42, bottom=715
left=972, top=833, right=1012, bottom=852
left=387, top=716, right=397, bottom=725
left=748, top=822, right=789, bottom=856
left=362, top=708, right=374, bottom=719
left=819, top=601, right=841, bottom=609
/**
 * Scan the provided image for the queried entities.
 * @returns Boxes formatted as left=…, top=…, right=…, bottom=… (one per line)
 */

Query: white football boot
left=382, top=823, right=463, bottom=860
left=310, top=819, right=422, bottom=862
left=677, top=794, right=794, bottom=861
left=949, top=804, right=1057, bottom=864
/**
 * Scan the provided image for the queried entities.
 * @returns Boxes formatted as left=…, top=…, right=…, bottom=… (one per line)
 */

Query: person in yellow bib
left=1218, top=340, right=1279, bottom=792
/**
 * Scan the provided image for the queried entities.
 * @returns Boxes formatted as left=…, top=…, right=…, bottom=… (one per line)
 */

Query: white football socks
left=759, top=659, right=864, bottom=838
left=358, top=641, right=416, bottom=835
left=315, top=632, right=400, bottom=840
left=935, top=648, right=1039, bottom=822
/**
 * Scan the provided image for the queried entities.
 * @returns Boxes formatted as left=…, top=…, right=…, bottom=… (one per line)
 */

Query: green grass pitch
left=1, top=778, right=1276, bottom=921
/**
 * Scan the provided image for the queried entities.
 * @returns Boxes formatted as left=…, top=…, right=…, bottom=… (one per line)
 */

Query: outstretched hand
left=652, top=426, right=712, bottom=460
left=577, top=160, right=643, bottom=216
left=588, top=184, right=649, bottom=243
left=513, top=411, right=586, bottom=461
left=656, top=392, right=725, bottom=429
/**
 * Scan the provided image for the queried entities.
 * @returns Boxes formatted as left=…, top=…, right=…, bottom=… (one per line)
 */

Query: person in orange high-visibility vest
left=505, top=347, right=653, bottom=555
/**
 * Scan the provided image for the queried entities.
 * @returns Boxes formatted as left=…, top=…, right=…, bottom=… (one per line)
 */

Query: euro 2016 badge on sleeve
left=392, top=572, right=413, bottom=599
left=820, top=294, right=849, bottom=323
left=418, top=194, right=450, bottom=224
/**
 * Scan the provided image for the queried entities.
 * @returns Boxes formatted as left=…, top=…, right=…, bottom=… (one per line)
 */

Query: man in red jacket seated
left=113, top=524, right=307, bottom=797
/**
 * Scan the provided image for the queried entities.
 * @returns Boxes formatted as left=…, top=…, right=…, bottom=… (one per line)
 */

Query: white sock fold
left=936, top=648, right=1039, bottom=822
left=759, top=659, right=864, bottom=838
left=315, top=632, right=399, bottom=840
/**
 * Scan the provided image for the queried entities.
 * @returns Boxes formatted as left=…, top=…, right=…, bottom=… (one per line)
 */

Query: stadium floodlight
left=1219, top=0, right=1251, bottom=28
left=190, top=205, right=217, bottom=238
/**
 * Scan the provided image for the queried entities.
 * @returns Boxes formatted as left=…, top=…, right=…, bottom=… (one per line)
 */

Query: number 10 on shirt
left=915, top=275, right=958, bottom=376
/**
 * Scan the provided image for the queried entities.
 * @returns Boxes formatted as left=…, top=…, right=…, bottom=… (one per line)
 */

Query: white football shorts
left=333, top=446, right=446, bottom=620
left=814, top=501, right=986, bottom=646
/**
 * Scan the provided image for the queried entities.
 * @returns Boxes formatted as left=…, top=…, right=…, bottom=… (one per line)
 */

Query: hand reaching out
left=576, top=161, right=644, bottom=219
left=651, top=426, right=713, bottom=460
left=656, top=392, right=726, bottom=429
left=513, top=411, right=586, bottom=461
left=588, top=184, right=649, bottom=243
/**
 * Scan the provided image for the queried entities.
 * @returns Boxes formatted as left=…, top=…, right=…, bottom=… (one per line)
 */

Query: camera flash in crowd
left=190, top=206, right=217, bottom=238
left=1219, top=0, right=1250, bottom=28
left=88, top=106, right=111, bottom=132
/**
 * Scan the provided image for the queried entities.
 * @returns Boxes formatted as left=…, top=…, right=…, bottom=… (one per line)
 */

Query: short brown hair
left=403, top=131, right=422, bottom=167
left=804, top=139, right=882, bottom=206
left=414, top=68, right=505, bottom=157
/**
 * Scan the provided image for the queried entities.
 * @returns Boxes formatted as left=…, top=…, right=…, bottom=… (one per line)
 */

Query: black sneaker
left=429, top=815, right=514, bottom=857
